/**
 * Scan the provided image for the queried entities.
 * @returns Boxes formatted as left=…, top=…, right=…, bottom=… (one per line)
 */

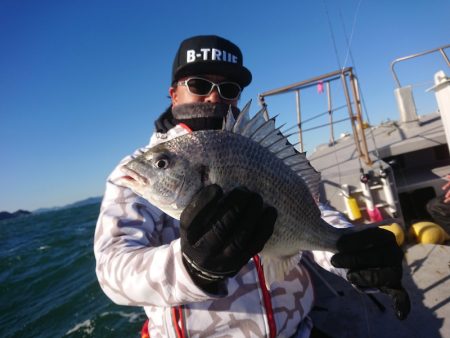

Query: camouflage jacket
left=94, top=125, right=350, bottom=338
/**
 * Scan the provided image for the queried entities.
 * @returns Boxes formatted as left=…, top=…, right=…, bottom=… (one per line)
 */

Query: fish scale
left=120, top=103, right=352, bottom=259
left=190, top=131, right=325, bottom=255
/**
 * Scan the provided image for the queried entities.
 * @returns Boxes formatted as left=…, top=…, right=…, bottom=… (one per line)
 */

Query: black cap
left=172, top=35, right=252, bottom=88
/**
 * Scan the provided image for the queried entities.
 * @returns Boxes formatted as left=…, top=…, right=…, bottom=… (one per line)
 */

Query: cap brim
left=174, top=62, right=252, bottom=88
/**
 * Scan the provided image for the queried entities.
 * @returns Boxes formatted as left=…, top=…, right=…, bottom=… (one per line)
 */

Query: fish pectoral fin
left=198, top=165, right=210, bottom=184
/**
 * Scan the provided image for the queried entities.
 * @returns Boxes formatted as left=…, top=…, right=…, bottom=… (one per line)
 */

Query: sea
left=0, top=203, right=147, bottom=338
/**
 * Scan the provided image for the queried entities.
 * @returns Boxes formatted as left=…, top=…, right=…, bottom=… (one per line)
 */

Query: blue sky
left=1, top=0, right=449, bottom=212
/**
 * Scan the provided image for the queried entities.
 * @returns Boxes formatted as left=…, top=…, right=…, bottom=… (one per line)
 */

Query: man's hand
left=180, top=184, right=276, bottom=292
left=331, top=227, right=411, bottom=320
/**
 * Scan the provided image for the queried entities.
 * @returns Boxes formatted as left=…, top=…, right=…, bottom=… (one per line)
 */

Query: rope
left=321, top=0, right=342, bottom=69
left=302, top=117, right=350, bottom=133
left=340, top=0, right=363, bottom=69
left=282, top=104, right=349, bottom=134
left=335, top=0, right=382, bottom=167
left=337, top=5, right=377, bottom=335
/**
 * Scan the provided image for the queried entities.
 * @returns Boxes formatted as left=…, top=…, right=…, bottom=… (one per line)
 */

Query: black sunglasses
left=177, top=77, right=241, bottom=100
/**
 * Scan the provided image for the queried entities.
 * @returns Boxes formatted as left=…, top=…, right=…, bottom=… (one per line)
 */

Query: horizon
left=1, top=0, right=449, bottom=212
left=1, top=195, right=103, bottom=214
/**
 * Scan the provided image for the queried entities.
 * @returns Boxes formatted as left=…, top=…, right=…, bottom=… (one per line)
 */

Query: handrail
left=258, top=67, right=352, bottom=99
left=258, top=67, right=372, bottom=165
left=390, top=44, right=450, bottom=88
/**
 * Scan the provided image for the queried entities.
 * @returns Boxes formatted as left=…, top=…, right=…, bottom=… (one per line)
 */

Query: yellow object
left=409, top=221, right=450, bottom=244
left=380, top=223, right=405, bottom=246
left=343, top=195, right=362, bottom=221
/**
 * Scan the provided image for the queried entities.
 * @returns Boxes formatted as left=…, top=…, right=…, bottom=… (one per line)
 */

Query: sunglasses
left=177, top=77, right=241, bottom=100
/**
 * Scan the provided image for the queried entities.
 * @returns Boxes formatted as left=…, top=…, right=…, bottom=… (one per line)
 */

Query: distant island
left=1, top=196, right=103, bottom=219
left=33, top=196, right=103, bottom=214
left=0, top=209, right=32, bottom=221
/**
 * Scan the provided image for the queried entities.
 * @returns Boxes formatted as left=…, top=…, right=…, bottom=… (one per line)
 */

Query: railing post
left=349, top=71, right=372, bottom=165
left=295, top=90, right=304, bottom=153
left=340, top=71, right=363, bottom=157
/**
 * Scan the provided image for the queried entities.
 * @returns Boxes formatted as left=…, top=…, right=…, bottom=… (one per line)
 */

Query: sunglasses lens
left=219, top=83, right=241, bottom=99
left=186, top=78, right=213, bottom=95
left=184, top=78, right=241, bottom=100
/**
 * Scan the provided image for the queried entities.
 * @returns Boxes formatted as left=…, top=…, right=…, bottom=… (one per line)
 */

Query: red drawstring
left=177, top=123, right=192, bottom=132
left=141, top=319, right=149, bottom=338
left=143, top=257, right=276, bottom=338
left=171, top=306, right=185, bottom=338
left=253, top=255, right=277, bottom=338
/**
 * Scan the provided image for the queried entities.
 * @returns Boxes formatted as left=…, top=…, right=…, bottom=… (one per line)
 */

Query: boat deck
left=308, top=112, right=450, bottom=223
left=309, top=244, right=450, bottom=338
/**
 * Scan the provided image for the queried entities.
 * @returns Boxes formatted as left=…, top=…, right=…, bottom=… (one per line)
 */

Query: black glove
left=180, top=184, right=277, bottom=293
left=331, top=227, right=411, bottom=320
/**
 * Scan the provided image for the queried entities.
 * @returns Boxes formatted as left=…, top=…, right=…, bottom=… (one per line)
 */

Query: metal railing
left=391, top=44, right=450, bottom=88
left=258, top=67, right=372, bottom=165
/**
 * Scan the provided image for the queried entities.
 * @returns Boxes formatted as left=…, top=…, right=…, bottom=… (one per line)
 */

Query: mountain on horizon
left=33, top=196, right=103, bottom=214
left=0, top=209, right=32, bottom=221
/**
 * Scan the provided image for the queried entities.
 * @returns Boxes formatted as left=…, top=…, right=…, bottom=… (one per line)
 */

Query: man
left=426, top=174, right=450, bottom=234
left=94, top=35, right=409, bottom=338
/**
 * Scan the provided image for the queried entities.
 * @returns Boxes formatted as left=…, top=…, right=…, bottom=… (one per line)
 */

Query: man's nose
left=204, top=86, right=223, bottom=103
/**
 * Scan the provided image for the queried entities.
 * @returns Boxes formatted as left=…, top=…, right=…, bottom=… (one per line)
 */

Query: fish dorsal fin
left=228, top=101, right=321, bottom=200
left=241, top=107, right=269, bottom=137
left=232, top=100, right=252, bottom=134
left=223, top=105, right=236, bottom=131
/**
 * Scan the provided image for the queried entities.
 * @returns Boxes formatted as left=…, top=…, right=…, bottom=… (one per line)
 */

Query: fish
left=118, top=101, right=353, bottom=260
left=118, top=103, right=413, bottom=320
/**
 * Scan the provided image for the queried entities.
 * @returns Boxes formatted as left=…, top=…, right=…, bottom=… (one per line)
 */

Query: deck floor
left=309, top=244, right=450, bottom=338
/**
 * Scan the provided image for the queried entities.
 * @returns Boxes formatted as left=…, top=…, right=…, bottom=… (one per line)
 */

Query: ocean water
left=0, top=203, right=147, bottom=338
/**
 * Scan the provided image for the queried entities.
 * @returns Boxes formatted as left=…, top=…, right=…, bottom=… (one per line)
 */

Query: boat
left=258, top=44, right=450, bottom=337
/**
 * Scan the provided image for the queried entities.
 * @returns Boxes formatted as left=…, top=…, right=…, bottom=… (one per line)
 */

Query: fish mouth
left=120, top=165, right=149, bottom=185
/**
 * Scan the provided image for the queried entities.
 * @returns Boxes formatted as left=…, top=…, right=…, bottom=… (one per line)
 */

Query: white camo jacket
left=94, top=125, right=351, bottom=338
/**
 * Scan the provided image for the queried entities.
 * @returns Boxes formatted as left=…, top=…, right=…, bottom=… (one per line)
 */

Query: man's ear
left=169, top=87, right=177, bottom=105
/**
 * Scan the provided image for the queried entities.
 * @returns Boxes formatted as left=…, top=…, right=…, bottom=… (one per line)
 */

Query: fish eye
left=155, top=156, right=170, bottom=169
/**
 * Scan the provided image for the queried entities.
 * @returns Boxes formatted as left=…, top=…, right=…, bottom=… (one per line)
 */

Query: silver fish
left=119, top=102, right=353, bottom=258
